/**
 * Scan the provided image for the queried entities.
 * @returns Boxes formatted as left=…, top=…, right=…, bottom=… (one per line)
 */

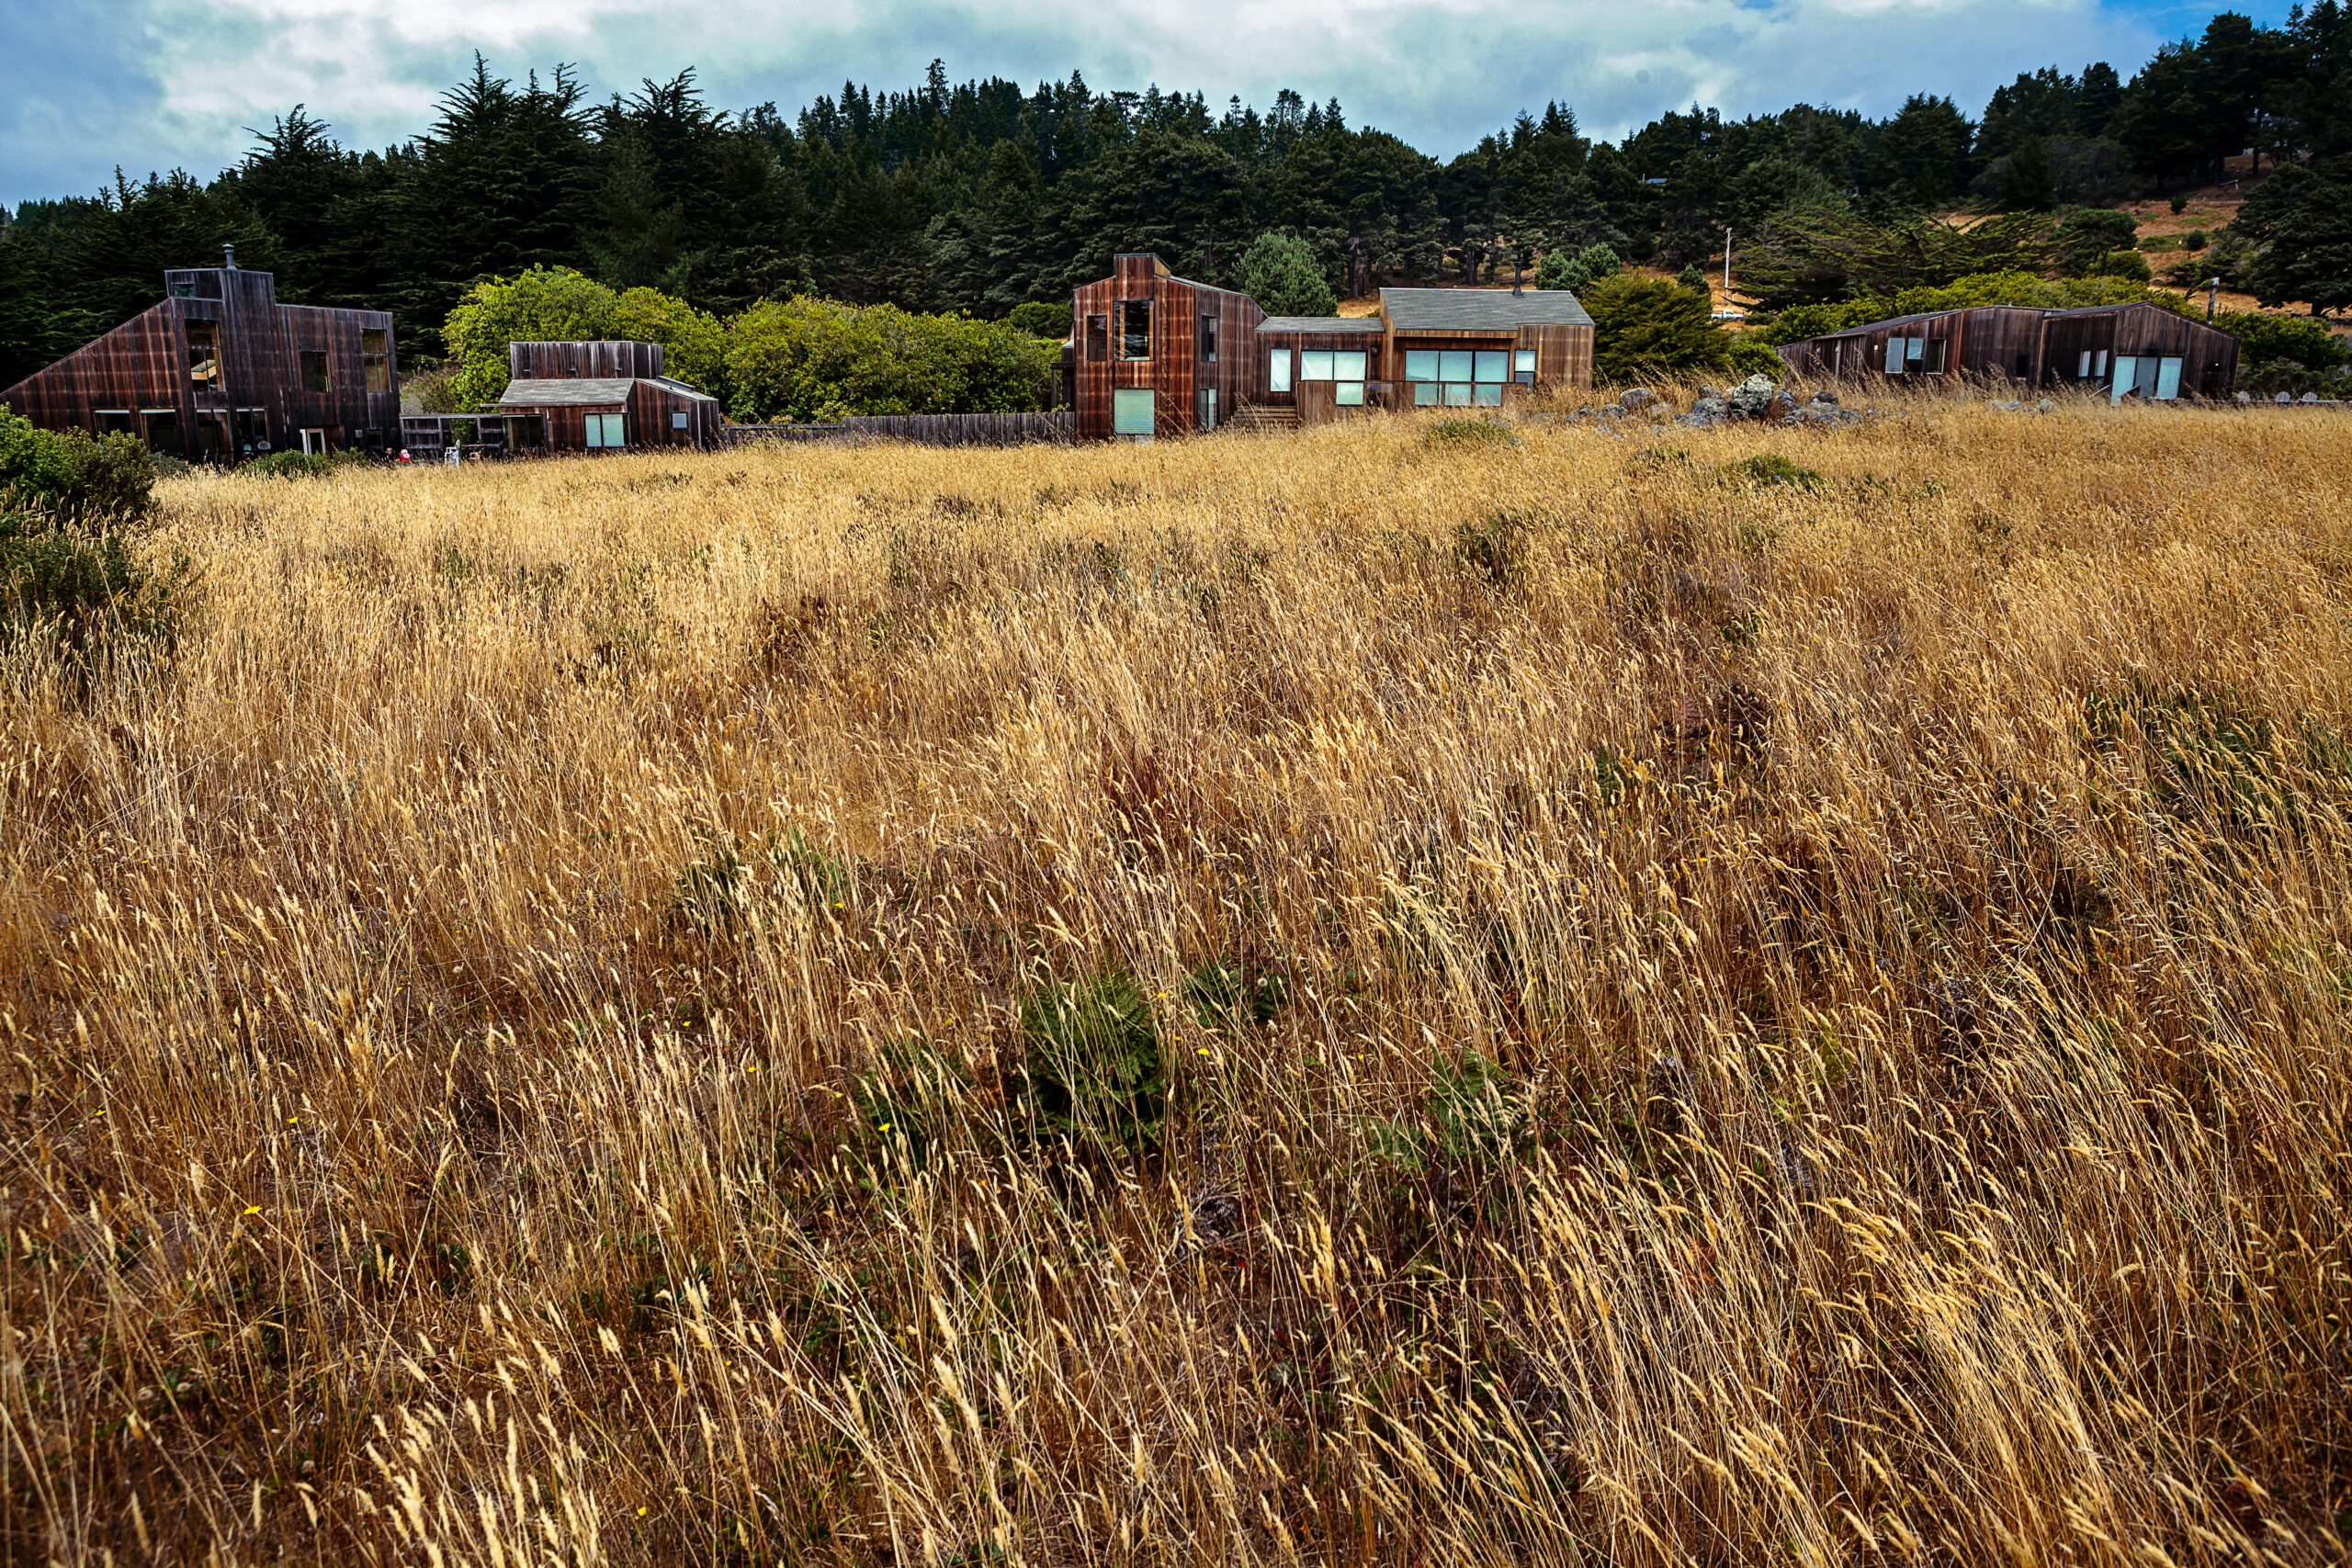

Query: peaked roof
left=1382, top=288, right=1593, bottom=331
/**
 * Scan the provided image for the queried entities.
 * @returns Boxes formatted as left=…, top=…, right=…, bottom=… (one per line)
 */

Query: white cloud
left=4, top=0, right=2170, bottom=205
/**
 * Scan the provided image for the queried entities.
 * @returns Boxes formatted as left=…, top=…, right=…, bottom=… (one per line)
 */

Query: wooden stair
left=1225, top=403, right=1299, bottom=434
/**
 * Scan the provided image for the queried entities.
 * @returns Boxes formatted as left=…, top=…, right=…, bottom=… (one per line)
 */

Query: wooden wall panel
left=1780, top=302, right=2241, bottom=399
left=0, top=267, right=397, bottom=459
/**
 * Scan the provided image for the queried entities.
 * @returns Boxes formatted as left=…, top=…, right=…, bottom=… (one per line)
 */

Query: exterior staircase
left=1226, top=403, right=1299, bottom=434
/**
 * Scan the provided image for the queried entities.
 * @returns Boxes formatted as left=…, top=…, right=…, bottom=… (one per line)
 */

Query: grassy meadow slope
left=4, top=398, right=2351, bottom=1564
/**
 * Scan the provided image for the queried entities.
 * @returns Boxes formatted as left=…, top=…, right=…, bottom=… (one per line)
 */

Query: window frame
left=1199, top=312, right=1217, bottom=364
left=300, top=348, right=331, bottom=393
left=1269, top=349, right=1294, bottom=394
left=361, top=328, right=390, bottom=393
left=1119, top=299, right=1152, bottom=360
left=186, top=319, right=221, bottom=389
left=1086, top=314, right=1109, bottom=363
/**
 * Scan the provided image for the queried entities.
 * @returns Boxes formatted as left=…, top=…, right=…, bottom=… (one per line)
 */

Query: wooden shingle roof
left=1382, top=288, right=1593, bottom=331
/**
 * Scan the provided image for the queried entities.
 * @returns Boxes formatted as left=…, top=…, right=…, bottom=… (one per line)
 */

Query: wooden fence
left=726, top=411, right=1074, bottom=447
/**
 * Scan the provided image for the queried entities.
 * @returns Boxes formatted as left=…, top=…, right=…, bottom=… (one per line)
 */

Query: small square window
left=1514, top=348, right=1537, bottom=376
left=672, top=412, right=689, bottom=431
left=1301, top=351, right=1333, bottom=381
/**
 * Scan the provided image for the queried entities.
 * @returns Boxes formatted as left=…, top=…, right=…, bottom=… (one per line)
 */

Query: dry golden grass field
left=5, top=394, right=2351, bottom=1566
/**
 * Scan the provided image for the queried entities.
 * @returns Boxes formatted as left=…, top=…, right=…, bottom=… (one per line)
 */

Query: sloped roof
left=499, top=376, right=720, bottom=407
left=1382, top=288, right=1593, bottom=331
left=1257, top=316, right=1385, bottom=333
left=499, top=378, right=635, bottom=407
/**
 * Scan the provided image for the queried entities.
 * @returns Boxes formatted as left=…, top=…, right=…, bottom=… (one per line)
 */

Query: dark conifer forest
left=4, top=4, right=2351, bottom=383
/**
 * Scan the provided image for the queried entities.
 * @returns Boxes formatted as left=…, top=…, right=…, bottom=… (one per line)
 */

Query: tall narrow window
left=187, top=320, right=220, bottom=389
left=1514, top=348, right=1537, bottom=384
left=300, top=349, right=330, bottom=392
left=1086, top=315, right=1109, bottom=362
left=1269, top=349, right=1293, bottom=394
left=1120, top=299, right=1152, bottom=359
left=1199, top=312, right=1217, bottom=363
left=362, top=329, right=390, bottom=393
left=2078, top=350, right=2093, bottom=378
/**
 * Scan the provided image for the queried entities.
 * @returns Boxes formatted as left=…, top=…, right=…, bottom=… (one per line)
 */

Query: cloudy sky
left=0, top=0, right=2294, bottom=209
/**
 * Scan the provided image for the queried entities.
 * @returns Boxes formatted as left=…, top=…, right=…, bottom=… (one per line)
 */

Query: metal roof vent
left=222, top=243, right=238, bottom=270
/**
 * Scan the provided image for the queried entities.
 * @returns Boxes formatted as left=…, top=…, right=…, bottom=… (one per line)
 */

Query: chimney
left=222, top=243, right=238, bottom=270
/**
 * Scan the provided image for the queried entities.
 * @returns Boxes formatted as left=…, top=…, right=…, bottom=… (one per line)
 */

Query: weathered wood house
left=0, top=258, right=398, bottom=460
left=1070, top=254, right=1266, bottom=439
left=1776, top=300, right=2239, bottom=400
left=492, top=341, right=724, bottom=453
left=1066, top=254, right=1596, bottom=439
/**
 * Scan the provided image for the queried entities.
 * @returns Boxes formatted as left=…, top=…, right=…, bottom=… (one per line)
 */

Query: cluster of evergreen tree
left=3, top=4, right=2350, bottom=392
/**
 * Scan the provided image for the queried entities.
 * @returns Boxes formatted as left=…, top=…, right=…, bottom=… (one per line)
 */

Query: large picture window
left=584, top=412, right=627, bottom=448
left=1299, top=349, right=1368, bottom=405
left=1120, top=299, right=1152, bottom=359
left=1405, top=347, right=1507, bottom=406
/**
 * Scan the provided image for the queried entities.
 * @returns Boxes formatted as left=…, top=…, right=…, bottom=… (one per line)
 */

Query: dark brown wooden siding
left=1779, top=302, right=2239, bottom=398
left=1253, top=328, right=1386, bottom=413
left=0, top=267, right=398, bottom=460
left=510, top=342, right=668, bottom=380
left=1071, top=254, right=1264, bottom=439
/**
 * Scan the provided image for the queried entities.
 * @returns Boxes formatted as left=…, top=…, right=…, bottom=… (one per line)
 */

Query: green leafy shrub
left=443, top=266, right=729, bottom=409
left=0, top=406, right=156, bottom=522
left=1, top=404, right=175, bottom=650
left=2096, top=249, right=2154, bottom=283
left=670, top=827, right=851, bottom=937
left=1678, top=264, right=1713, bottom=293
left=1426, top=1052, right=1527, bottom=1167
left=2214, top=312, right=2348, bottom=372
left=1584, top=274, right=1733, bottom=381
left=241, top=448, right=371, bottom=479
left=1016, top=971, right=1167, bottom=1156
left=1183, top=958, right=1286, bottom=1033
left=1717, top=453, right=1825, bottom=491
left=1420, top=419, right=1518, bottom=449
left=722, top=296, right=1057, bottom=423
left=1006, top=300, right=1073, bottom=339
left=850, top=1036, right=971, bottom=1169
left=1727, top=336, right=1786, bottom=378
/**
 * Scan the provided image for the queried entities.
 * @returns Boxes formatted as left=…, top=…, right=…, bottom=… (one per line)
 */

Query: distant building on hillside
left=1065, top=253, right=1595, bottom=440
left=0, top=255, right=399, bottom=460
left=1775, top=301, right=2239, bottom=400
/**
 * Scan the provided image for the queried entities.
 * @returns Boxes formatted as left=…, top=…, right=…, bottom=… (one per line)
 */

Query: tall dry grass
left=3, top=393, right=2349, bottom=1565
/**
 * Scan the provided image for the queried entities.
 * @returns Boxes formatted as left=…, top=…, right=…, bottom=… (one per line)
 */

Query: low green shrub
left=1421, top=420, right=1518, bottom=449
left=241, top=449, right=370, bottom=479
left=0, top=404, right=176, bottom=651
left=1016, top=971, right=1167, bottom=1156
left=1718, top=453, right=1825, bottom=491
left=850, top=1035, right=972, bottom=1169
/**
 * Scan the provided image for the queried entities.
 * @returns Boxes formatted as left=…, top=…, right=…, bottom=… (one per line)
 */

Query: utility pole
left=1722, top=229, right=1732, bottom=301
left=2207, top=276, right=2222, bottom=324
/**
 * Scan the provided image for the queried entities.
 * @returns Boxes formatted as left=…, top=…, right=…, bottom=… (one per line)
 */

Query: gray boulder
left=1620, top=387, right=1657, bottom=412
left=1724, top=373, right=1781, bottom=420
